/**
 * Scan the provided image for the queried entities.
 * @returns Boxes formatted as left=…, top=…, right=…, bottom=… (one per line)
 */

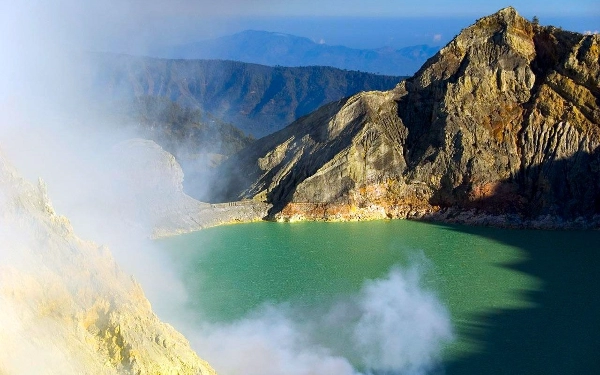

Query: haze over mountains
left=159, top=30, right=440, bottom=76
left=88, top=55, right=402, bottom=199
left=90, top=54, right=402, bottom=138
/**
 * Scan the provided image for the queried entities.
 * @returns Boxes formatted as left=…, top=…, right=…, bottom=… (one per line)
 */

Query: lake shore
left=155, top=200, right=600, bottom=239
left=152, top=201, right=272, bottom=239
left=272, top=202, right=600, bottom=230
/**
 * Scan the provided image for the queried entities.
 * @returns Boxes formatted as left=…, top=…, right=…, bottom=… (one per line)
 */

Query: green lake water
left=159, top=220, right=600, bottom=374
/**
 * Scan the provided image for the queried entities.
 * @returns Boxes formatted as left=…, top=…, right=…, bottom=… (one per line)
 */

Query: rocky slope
left=90, top=55, right=403, bottom=137
left=126, top=95, right=254, bottom=156
left=0, top=147, right=216, bottom=374
left=213, top=8, right=600, bottom=227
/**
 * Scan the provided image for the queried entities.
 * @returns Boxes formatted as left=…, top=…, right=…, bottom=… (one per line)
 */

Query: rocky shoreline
left=152, top=201, right=271, bottom=238
left=268, top=202, right=600, bottom=230
left=419, top=208, right=600, bottom=230
left=154, top=199, right=600, bottom=239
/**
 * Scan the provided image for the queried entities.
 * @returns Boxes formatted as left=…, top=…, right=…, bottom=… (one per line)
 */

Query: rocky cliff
left=0, top=148, right=216, bottom=374
left=213, top=8, right=600, bottom=227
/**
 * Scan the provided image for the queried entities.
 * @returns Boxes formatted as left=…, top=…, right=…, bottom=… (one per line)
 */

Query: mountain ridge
left=159, top=30, right=440, bottom=76
left=91, top=54, right=404, bottom=137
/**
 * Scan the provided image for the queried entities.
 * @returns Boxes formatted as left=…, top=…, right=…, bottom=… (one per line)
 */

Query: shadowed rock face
left=213, top=7, right=600, bottom=226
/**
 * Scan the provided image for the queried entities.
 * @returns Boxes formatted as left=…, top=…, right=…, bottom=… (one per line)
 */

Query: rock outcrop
left=213, top=8, right=600, bottom=227
left=0, top=148, right=216, bottom=374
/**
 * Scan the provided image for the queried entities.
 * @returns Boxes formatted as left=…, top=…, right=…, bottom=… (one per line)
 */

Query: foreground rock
left=0, top=148, right=216, bottom=374
left=214, top=7, right=600, bottom=229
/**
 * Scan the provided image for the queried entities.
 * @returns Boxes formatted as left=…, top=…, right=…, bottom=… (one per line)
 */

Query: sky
left=13, top=0, right=596, bottom=54
left=88, top=0, right=599, bottom=18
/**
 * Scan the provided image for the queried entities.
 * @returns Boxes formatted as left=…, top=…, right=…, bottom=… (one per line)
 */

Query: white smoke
left=353, top=266, right=452, bottom=374
left=192, top=305, right=358, bottom=375
left=186, top=263, right=452, bottom=375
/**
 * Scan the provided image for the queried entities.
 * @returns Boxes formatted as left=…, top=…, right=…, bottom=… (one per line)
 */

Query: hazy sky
left=88, top=0, right=599, bottom=51
left=103, top=0, right=599, bottom=17
left=3, top=1, right=600, bottom=55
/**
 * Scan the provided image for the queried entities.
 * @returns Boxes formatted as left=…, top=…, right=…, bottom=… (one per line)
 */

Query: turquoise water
left=159, top=220, right=600, bottom=374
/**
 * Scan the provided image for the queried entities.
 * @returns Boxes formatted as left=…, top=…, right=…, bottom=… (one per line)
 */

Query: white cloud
left=433, top=33, right=442, bottom=42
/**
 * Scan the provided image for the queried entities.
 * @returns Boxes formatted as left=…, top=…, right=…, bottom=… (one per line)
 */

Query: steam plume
left=187, top=263, right=452, bottom=375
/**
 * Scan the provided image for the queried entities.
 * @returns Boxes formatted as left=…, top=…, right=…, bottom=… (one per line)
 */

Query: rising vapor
left=187, top=263, right=453, bottom=375
left=353, top=265, right=452, bottom=374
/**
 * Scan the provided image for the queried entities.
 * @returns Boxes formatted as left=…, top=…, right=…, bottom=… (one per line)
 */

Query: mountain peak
left=407, top=7, right=536, bottom=84
left=467, top=6, right=533, bottom=42
left=477, top=6, right=531, bottom=29
left=495, top=6, right=520, bottom=20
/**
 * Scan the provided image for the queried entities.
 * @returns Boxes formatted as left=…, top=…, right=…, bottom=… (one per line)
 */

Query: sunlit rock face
left=215, top=7, right=600, bottom=227
left=0, top=149, right=216, bottom=375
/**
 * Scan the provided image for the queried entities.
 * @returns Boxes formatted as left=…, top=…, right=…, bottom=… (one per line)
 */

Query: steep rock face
left=216, top=91, right=404, bottom=203
left=391, top=7, right=538, bottom=210
left=0, top=149, right=216, bottom=374
left=215, top=8, right=600, bottom=225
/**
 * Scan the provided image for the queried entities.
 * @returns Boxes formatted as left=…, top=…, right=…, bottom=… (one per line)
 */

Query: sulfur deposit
left=0, top=148, right=216, bottom=374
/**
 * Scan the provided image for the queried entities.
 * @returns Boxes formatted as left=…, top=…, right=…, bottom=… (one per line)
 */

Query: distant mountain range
left=90, top=54, right=403, bottom=138
left=88, top=55, right=404, bottom=200
left=159, top=30, right=440, bottom=76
